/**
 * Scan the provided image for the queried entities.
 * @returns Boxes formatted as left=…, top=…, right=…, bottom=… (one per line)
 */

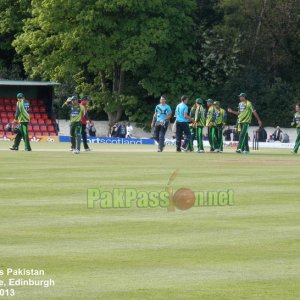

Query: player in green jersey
left=214, top=101, right=227, bottom=153
left=228, top=93, right=262, bottom=154
left=189, top=98, right=206, bottom=153
left=62, top=95, right=85, bottom=154
left=205, top=99, right=217, bottom=152
left=291, top=103, right=300, bottom=154
left=9, top=92, right=31, bottom=151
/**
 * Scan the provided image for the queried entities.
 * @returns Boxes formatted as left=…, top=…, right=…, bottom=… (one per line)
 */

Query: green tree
left=0, top=0, right=30, bottom=79
left=13, top=0, right=196, bottom=133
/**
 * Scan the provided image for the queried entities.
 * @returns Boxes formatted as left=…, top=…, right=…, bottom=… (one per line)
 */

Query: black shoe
left=157, top=149, right=162, bottom=152
left=9, top=146, right=18, bottom=151
left=25, top=149, right=32, bottom=151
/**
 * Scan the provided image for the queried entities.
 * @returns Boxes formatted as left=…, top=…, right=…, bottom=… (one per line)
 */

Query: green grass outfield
left=0, top=142, right=299, bottom=300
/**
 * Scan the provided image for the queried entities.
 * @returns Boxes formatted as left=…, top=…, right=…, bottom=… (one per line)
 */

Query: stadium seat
left=34, top=113, right=41, bottom=119
left=45, top=119, right=52, bottom=124
left=40, top=125, right=47, bottom=132
left=33, top=125, right=40, bottom=131
left=4, top=99, right=11, bottom=105
left=0, top=105, right=5, bottom=110
left=41, top=113, right=48, bottom=120
left=32, top=107, right=40, bottom=113
left=38, top=119, right=45, bottom=125
left=1, top=117, right=8, bottom=124
left=30, top=100, right=38, bottom=106
left=5, top=105, right=14, bottom=111
left=34, top=131, right=42, bottom=136
left=39, top=107, right=46, bottom=113
left=49, top=132, right=57, bottom=136
left=7, top=112, right=14, bottom=119
left=37, top=100, right=44, bottom=106
left=31, top=119, right=38, bottom=124
left=48, top=125, right=55, bottom=132
left=0, top=112, right=7, bottom=117
left=42, top=132, right=49, bottom=136
left=28, top=125, right=33, bottom=131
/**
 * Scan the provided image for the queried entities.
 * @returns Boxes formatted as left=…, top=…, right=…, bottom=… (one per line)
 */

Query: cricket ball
left=173, top=188, right=195, bottom=210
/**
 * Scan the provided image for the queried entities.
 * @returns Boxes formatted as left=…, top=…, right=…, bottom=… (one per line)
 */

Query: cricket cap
left=17, top=92, right=24, bottom=98
left=238, top=92, right=247, bottom=97
left=206, top=98, right=213, bottom=104
left=196, top=98, right=203, bottom=105
left=81, top=96, right=89, bottom=100
left=71, top=95, right=78, bottom=101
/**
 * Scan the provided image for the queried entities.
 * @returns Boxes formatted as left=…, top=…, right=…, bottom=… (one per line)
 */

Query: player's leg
left=176, top=122, right=183, bottom=151
left=214, top=126, right=220, bottom=152
left=237, top=123, right=249, bottom=153
left=219, top=126, right=224, bottom=152
left=153, top=123, right=160, bottom=145
left=187, top=126, right=194, bottom=152
left=293, top=128, right=300, bottom=153
left=182, top=122, right=191, bottom=151
left=82, top=124, right=89, bottom=150
left=197, top=127, right=204, bottom=152
left=74, top=123, right=82, bottom=153
left=10, top=124, right=22, bottom=150
left=158, top=124, right=167, bottom=152
left=70, top=124, right=76, bottom=150
left=21, top=122, right=31, bottom=151
left=208, top=127, right=215, bottom=151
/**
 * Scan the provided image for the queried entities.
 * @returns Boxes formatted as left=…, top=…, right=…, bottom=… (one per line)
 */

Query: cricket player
left=80, top=96, right=91, bottom=151
left=175, top=95, right=194, bottom=152
left=291, top=103, right=300, bottom=154
left=151, top=95, right=172, bottom=152
left=214, top=101, right=227, bottom=152
left=205, top=99, right=217, bottom=152
left=9, top=92, right=31, bottom=151
left=189, top=98, right=206, bottom=153
left=62, top=95, right=85, bottom=154
left=228, top=92, right=262, bottom=154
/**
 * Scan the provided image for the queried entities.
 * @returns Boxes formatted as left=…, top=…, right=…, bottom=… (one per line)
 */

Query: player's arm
left=151, top=111, right=157, bottom=128
left=184, top=110, right=194, bottom=122
left=13, top=103, right=20, bottom=124
left=227, top=107, right=239, bottom=116
left=165, top=106, right=172, bottom=121
left=291, top=115, right=296, bottom=127
left=62, top=97, right=72, bottom=108
left=253, top=111, right=262, bottom=127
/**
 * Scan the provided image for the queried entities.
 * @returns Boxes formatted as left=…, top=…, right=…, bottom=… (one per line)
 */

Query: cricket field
left=0, top=142, right=299, bottom=300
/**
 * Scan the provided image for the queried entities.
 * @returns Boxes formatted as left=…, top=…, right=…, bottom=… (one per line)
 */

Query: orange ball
left=173, top=188, right=195, bottom=210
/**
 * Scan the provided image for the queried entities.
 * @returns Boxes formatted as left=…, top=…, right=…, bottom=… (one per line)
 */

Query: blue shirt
left=175, top=102, right=189, bottom=122
left=155, top=104, right=172, bottom=122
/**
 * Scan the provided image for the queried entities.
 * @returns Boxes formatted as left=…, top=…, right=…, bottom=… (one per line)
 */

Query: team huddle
left=5, top=92, right=300, bottom=155
left=152, top=93, right=300, bottom=154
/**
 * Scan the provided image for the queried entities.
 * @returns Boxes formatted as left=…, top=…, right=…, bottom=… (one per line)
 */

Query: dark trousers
left=176, top=122, right=191, bottom=151
left=82, top=124, right=89, bottom=150
left=13, top=122, right=31, bottom=150
left=208, top=127, right=216, bottom=151
left=153, top=122, right=168, bottom=150
left=215, top=125, right=223, bottom=151
left=70, top=122, right=82, bottom=151
left=237, top=123, right=250, bottom=152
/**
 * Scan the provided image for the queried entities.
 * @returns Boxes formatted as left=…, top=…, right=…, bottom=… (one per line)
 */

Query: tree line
left=0, top=0, right=299, bottom=130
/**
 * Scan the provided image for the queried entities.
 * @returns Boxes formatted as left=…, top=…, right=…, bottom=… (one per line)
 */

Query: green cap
left=71, top=95, right=78, bottom=101
left=238, top=92, right=247, bottom=97
left=196, top=98, right=203, bottom=105
left=17, top=92, right=24, bottom=98
left=206, top=98, right=213, bottom=104
left=214, top=101, right=220, bottom=106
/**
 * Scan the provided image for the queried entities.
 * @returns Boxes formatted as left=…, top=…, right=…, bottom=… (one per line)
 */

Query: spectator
left=87, top=121, right=96, bottom=137
left=126, top=122, right=133, bottom=138
left=271, top=126, right=282, bottom=141
left=111, top=123, right=119, bottom=137
left=223, top=126, right=232, bottom=141
left=117, top=122, right=127, bottom=138
left=256, top=127, right=267, bottom=142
